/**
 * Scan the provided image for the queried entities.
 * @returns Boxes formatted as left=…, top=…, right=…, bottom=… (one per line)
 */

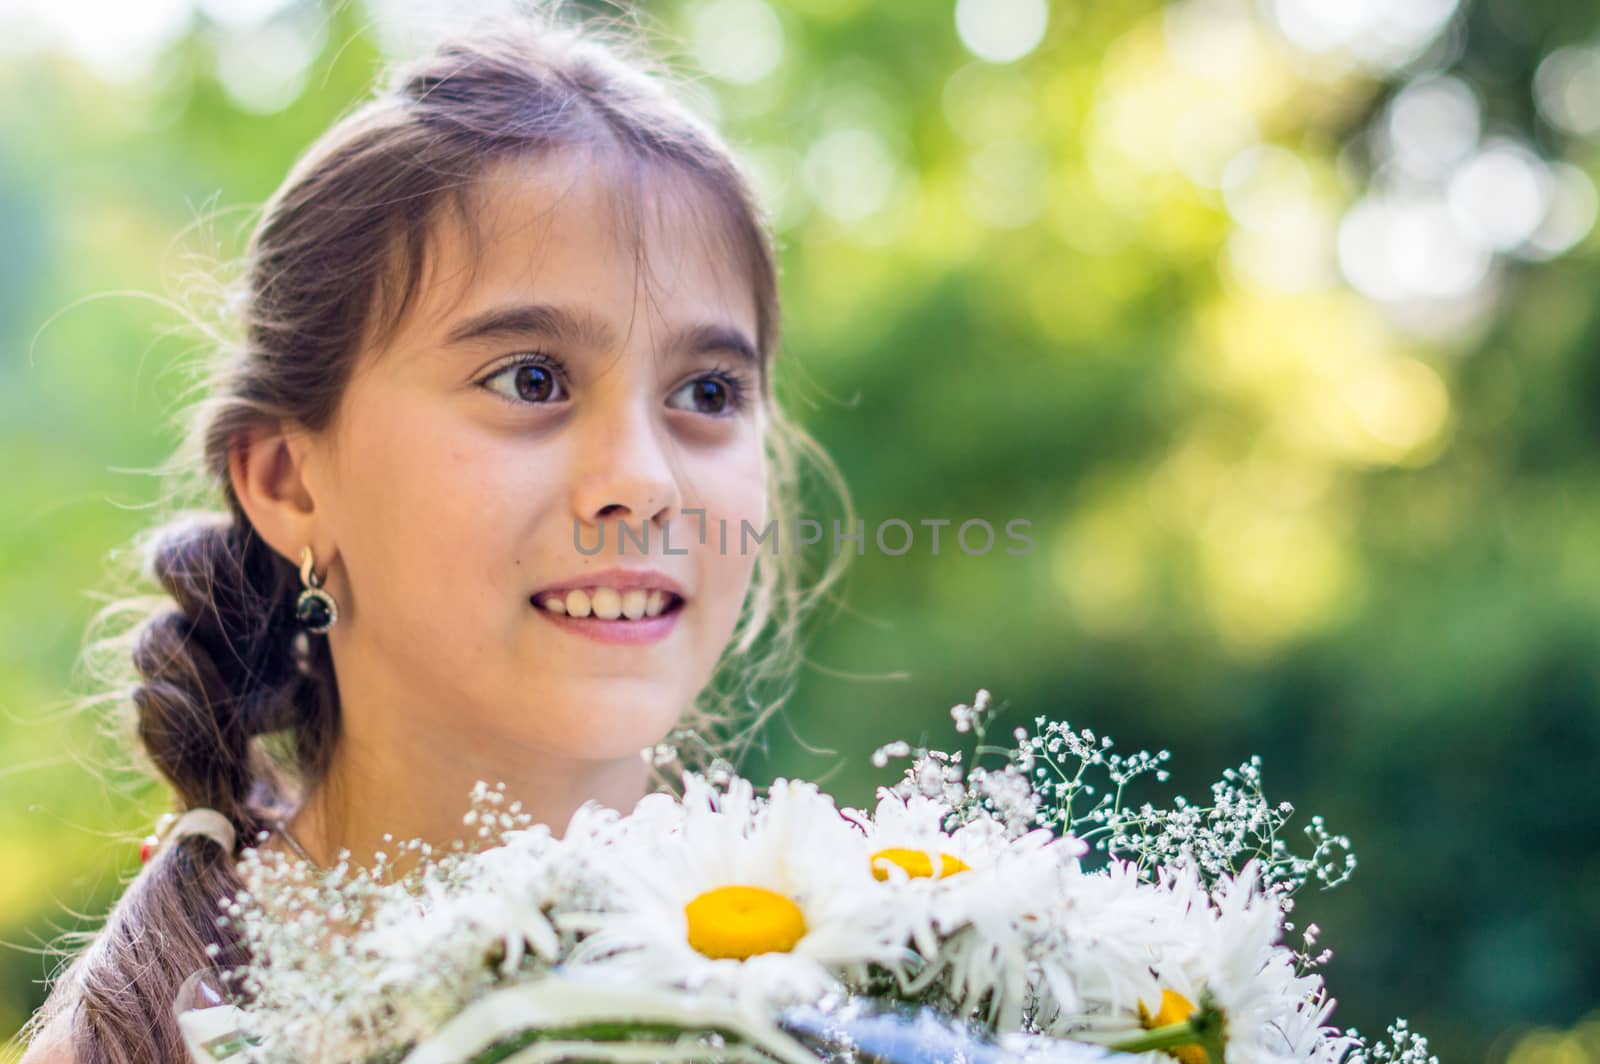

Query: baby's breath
left=1088, top=756, right=1357, bottom=899
left=872, top=693, right=1355, bottom=903
left=948, top=688, right=994, bottom=735
left=1345, top=1019, right=1440, bottom=1063
left=221, top=782, right=551, bottom=1062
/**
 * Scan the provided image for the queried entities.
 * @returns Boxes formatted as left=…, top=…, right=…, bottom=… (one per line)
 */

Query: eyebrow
left=443, top=302, right=761, bottom=367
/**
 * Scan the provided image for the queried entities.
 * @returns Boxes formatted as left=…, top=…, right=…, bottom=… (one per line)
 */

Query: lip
left=532, top=567, right=688, bottom=600
left=532, top=595, right=685, bottom=646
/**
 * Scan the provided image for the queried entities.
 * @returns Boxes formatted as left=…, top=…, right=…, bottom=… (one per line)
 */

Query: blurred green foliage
left=3, top=1, right=1598, bottom=1061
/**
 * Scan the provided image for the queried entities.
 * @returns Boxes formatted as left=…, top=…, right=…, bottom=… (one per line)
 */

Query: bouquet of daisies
left=174, top=691, right=1438, bottom=1064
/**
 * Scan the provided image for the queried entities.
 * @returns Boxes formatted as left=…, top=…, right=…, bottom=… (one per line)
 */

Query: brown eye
left=668, top=372, right=747, bottom=416
left=480, top=356, right=567, bottom=406
left=692, top=378, right=728, bottom=414
left=512, top=364, right=556, bottom=402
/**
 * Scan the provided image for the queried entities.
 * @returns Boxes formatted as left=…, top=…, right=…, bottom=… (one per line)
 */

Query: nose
left=570, top=398, right=681, bottom=536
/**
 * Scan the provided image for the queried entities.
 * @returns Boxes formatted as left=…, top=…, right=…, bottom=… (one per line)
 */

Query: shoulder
left=18, top=1008, right=79, bottom=1064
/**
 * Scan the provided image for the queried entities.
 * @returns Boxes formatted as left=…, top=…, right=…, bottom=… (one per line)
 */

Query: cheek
left=693, top=442, right=768, bottom=592
left=335, top=405, right=545, bottom=622
left=424, top=441, right=571, bottom=605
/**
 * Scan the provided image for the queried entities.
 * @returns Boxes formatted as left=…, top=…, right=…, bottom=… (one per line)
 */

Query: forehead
left=385, top=148, right=757, bottom=354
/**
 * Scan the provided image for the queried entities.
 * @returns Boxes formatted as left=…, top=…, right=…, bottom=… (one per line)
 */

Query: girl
left=20, top=9, right=849, bottom=1062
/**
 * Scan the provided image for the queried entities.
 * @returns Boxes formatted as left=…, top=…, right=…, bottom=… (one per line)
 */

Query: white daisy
left=1050, top=858, right=1351, bottom=1063
left=1026, top=856, right=1171, bottom=1038
left=1148, top=859, right=1354, bottom=1063
left=841, top=788, right=1087, bottom=1030
left=1256, top=983, right=1358, bottom=1064
left=562, top=772, right=906, bottom=1020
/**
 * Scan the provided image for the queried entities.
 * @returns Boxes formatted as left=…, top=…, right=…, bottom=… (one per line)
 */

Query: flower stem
left=1110, top=1020, right=1201, bottom=1054
left=1109, top=1009, right=1226, bottom=1063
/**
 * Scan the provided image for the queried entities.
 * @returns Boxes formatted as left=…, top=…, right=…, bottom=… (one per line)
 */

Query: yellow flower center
left=683, top=885, right=807, bottom=960
left=869, top=847, right=971, bottom=881
left=1138, top=989, right=1207, bottom=1064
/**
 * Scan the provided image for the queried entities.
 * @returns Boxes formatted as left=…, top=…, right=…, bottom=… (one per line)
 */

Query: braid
left=131, top=513, right=316, bottom=831
left=32, top=512, right=340, bottom=1062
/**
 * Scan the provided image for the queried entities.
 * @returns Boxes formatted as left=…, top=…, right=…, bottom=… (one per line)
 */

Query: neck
left=287, top=717, right=651, bottom=880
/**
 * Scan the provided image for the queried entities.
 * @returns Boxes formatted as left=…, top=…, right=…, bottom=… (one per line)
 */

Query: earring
left=296, top=546, right=339, bottom=634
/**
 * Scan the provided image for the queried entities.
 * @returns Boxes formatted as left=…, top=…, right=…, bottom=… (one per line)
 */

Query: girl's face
left=303, top=151, right=768, bottom=764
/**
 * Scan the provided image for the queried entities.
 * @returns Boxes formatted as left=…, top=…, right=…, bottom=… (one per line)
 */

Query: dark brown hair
left=21, top=8, right=851, bottom=1060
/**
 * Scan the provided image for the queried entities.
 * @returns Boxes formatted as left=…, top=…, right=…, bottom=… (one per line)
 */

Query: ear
left=228, top=420, right=334, bottom=574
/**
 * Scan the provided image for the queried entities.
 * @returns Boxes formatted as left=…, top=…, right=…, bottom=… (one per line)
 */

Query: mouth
left=531, top=587, right=686, bottom=620
left=529, top=587, right=686, bottom=646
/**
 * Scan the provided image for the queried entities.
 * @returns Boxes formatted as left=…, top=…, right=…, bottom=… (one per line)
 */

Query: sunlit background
left=3, top=0, right=1600, bottom=1059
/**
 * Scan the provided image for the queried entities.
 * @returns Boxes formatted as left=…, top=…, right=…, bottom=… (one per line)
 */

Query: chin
left=550, top=703, right=685, bottom=760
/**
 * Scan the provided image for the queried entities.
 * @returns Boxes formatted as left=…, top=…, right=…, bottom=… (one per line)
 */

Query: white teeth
left=591, top=587, right=622, bottom=620
left=540, top=587, right=678, bottom=620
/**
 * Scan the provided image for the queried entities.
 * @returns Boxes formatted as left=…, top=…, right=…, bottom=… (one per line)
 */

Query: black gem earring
left=296, top=546, right=339, bottom=634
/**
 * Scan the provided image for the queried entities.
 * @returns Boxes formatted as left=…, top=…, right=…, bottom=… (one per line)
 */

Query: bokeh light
left=802, top=126, right=897, bottom=224
left=210, top=11, right=325, bottom=114
left=1534, top=44, right=1600, bottom=137
left=198, top=0, right=298, bottom=27
left=5, top=0, right=192, bottom=81
left=1383, top=75, right=1480, bottom=181
left=690, top=0, right=784, bottom=85
left=1522, top=162, right=1599, bottom=259
left=1447, top=139, right=1553, bottom=252
left=954, top=0, right=1047, bottom=65
left=1266, top=0, right=1459, bottom=70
